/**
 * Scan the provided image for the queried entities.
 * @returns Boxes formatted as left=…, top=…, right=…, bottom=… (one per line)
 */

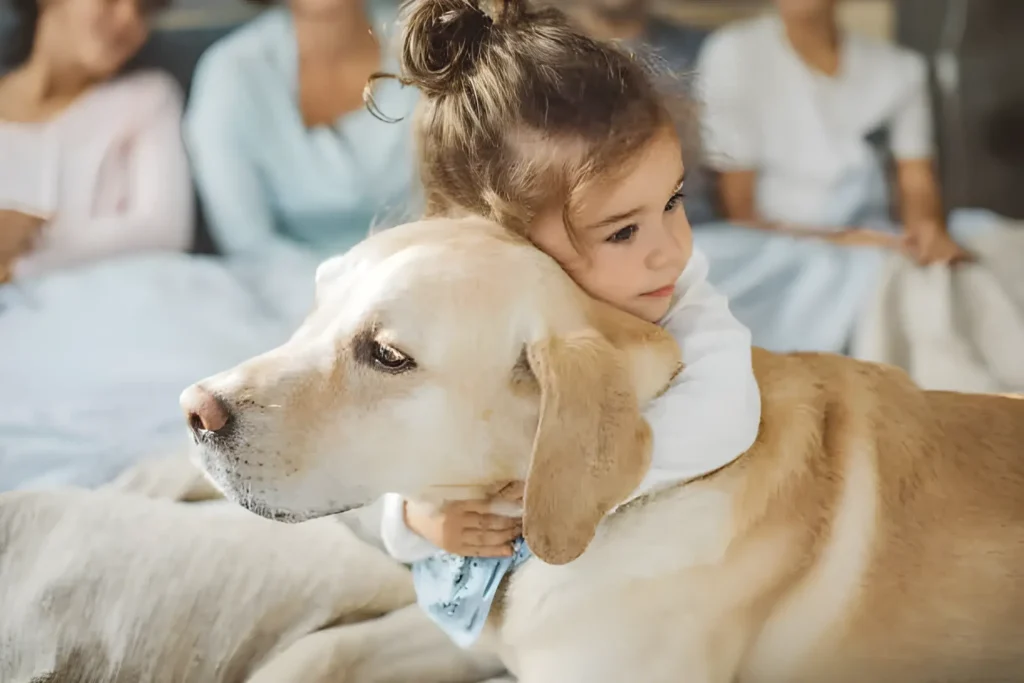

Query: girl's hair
left=370, top=0, right=688, bottom=236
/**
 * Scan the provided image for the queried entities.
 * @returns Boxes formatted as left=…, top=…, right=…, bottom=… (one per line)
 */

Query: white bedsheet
left=0, top=252, right=312, bottom=492
left=852, top=215, right=1024, bottom=393
left=693, top=209, right=1006, bottom=356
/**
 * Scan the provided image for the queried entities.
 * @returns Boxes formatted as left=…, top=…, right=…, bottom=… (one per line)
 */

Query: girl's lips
left=642, top=285, right=675, bottom=298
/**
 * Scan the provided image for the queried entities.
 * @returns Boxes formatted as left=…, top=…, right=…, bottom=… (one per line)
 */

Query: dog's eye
left=372, top=340, right=414, bottom=372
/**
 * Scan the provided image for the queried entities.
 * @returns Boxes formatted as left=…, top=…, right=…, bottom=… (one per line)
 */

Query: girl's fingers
left=463, top=527, right=522, bottom=547
left=466, top=512, right=520, bottom=531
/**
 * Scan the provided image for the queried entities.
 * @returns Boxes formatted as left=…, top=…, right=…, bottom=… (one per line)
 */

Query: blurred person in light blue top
left=184, top=0, right=418, bottom=309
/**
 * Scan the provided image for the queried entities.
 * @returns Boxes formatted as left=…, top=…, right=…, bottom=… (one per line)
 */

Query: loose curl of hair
left=365, top=0, right=696, bottom=238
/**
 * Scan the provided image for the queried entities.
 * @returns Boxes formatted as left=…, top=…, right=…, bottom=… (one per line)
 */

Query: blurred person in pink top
left=0, top=0, right=191, bottom=283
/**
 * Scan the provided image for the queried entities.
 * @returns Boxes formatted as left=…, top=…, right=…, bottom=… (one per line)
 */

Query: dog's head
left=182, top=217, right=681, bottom=564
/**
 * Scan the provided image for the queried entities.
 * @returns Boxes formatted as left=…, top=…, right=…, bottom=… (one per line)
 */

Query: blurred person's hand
left=0, top=210, right=45, bottom=282
left=826, top=227, right=904, bottom=250
left=404, top=481, right=524, bottom=557
left=903, top=220, right=973, bottom=266
left=766, top=223, right=904, bottom=250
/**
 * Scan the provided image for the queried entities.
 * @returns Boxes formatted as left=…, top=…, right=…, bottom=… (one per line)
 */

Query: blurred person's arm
left=184, top=53, right=318, bottom=266
left=717, top=169, right=757, bottom=223
left=896, top=159, right=943, bottom=231
left=890, top=53, right=970, bottom=264
left=697, top=30, right=761, bottom=196
left=13, top=73, right=193, bottom=278
left=0, top=211, right=44, bottom=282
left=184, top=53, right=321, bottom=320
left=895, top=159, right=968, bottom=264
left=698, top=31, right=806, bottom=236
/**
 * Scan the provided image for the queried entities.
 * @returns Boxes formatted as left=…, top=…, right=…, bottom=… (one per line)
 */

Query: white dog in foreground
left=183, top=217, right=1024, bottom=683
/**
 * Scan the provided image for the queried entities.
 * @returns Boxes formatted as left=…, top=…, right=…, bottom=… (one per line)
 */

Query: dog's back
left=738, top=350, right=1024, bottom=683
left=494, top=349, right=1024, bottom=683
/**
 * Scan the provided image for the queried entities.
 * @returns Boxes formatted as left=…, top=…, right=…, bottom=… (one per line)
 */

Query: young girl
left=375, top=0, right=761, bottom=646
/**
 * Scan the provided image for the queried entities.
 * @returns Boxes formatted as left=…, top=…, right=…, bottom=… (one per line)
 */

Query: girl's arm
left=633, top=249, right=761, bottom=496
left=380, top=493, right=442, bottom=563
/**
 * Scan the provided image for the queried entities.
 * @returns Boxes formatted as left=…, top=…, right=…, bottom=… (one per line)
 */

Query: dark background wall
left=897, top=0, right=1024, bottom=219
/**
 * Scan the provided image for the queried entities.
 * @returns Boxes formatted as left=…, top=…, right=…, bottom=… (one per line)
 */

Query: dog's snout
left=181, top=384, right=232, bottom=435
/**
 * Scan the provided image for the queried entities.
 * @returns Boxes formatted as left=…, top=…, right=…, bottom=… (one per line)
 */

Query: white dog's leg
left=245, top=604, right=505, bottom=683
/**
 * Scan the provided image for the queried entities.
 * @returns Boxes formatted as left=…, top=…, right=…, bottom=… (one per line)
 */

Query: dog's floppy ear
left=586, top=298, right=684, bottom=405
left=522, top=328, right=655, bottom=565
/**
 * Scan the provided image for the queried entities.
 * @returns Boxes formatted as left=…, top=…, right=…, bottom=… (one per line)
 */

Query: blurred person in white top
left=697, top=0, right=969, bottom=266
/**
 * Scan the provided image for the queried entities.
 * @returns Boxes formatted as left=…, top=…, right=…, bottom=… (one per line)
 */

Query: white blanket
left=694, top=222, right=887, bottom=354
left=852, top=219, right=1024, bottom=393
left=0, top=253, right=312, bottom=492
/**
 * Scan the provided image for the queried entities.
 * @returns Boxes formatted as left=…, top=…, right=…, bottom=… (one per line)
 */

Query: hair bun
left=400, top=0, right=526, bottom=97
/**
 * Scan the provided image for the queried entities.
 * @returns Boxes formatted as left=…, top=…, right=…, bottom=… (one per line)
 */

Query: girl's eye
left=665, top=190, right=686, bottom=212
left=606, top=224, right=638, bottom=244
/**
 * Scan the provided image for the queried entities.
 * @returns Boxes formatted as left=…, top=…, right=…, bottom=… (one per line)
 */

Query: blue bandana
left=411, top=538, right=534, bottom=648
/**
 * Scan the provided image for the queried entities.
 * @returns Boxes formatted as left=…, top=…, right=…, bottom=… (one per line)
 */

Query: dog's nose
left=180, top=384, right=231, bottom=434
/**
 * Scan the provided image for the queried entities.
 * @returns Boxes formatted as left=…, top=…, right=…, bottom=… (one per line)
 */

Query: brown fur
left=700, top=350, right=1024, bottom=682
left=490, top=305, right=1024, bottom=682
left=523, top=330, right=652, bottom=564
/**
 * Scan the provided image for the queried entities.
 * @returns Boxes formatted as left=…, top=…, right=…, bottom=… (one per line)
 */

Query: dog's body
left=494, top=350, right=1024, bottom=683
left=185, top=217, right=1024, bottom=683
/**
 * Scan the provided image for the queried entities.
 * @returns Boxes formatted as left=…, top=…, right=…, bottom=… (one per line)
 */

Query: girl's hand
left=404, top=481, right=524, bottom=558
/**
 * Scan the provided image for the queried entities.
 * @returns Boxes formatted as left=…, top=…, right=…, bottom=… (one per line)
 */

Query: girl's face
left=38, top=0, right=152, bottom=78
left=529, top=129, right=693, bottom=324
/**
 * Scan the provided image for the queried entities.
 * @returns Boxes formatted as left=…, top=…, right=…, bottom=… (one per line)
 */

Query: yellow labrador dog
left=182, top=217, right=1024, bottom=683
